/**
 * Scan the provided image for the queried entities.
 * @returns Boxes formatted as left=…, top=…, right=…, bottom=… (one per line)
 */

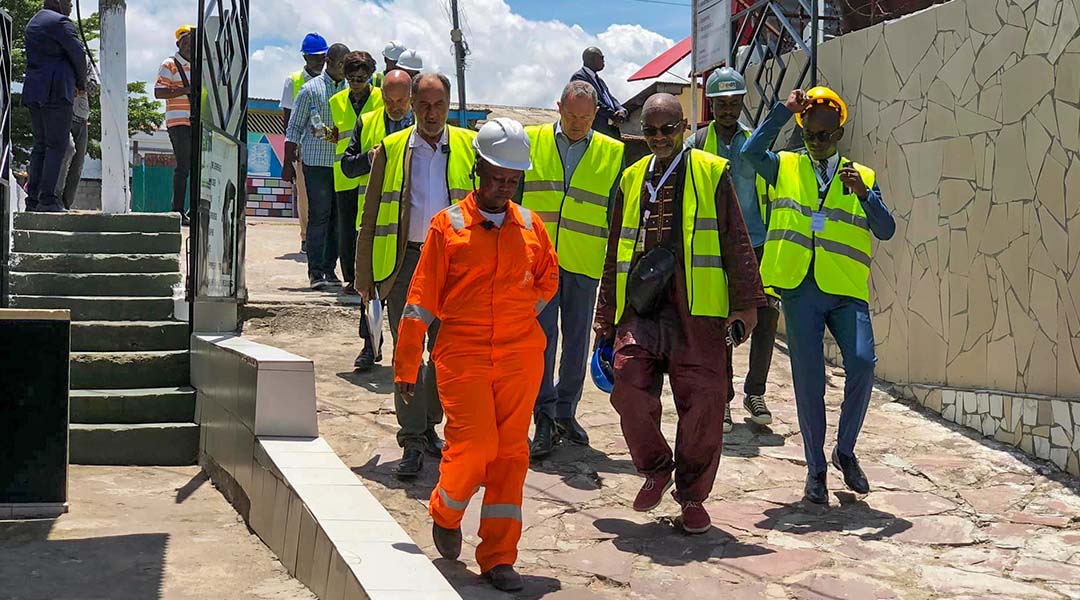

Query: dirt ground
left=0, top=466, right=314, bottom=600
left=240, top=218, right=1080, bottom=600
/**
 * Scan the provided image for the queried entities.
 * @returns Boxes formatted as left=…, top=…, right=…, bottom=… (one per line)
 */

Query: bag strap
left=174, top=57, right=191, bottom=90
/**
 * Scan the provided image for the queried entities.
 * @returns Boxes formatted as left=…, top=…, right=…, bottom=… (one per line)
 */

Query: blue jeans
left=302, top=165, right=338, bottom=279
left=781, top=274, right=877, bottom=476
left=535, top=268, right=598, bottom=422
left=26, top=101, right=74, bottom=209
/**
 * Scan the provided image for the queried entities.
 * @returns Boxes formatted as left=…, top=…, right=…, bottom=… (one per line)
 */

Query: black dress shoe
left=804, top=472, right=829, bottom=505
left=395, top=448, right=424, bottom=479
left=432, top=521, right=462, bottom=560
left=556, top=417, right=590, bottom=446
left=423, top=429, right=444, bottom=458
left=831, top=448, right=870, bottom=494
left=482, top=564, right=524, bottom=592
left=353, top=351, right=375, bottom=371
left=530, top=414, right=557, bottom=458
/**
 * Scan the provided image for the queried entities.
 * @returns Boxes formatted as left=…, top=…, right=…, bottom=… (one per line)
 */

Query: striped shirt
left=156, top=54, right=192, bottom=128
left=285, top=72, right=346, bottom=168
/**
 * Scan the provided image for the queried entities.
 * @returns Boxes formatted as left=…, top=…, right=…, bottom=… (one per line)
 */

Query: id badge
left=811, top=211, right=826, bottom=233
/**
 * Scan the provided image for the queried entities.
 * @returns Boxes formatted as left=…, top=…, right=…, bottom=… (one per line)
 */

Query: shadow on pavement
left=753, top=493, right=912, bottom=540
left=275, top=252, right=307, bottom=263
left=175, top=470, right=208, bottom=504
left=434, top=558, right=562, bottom=599
left=0, top=532, right=168, bottom=600
left=352, top=454, right=438, bottom=501
left=529, top=444, right=638, bottom=490
left=335, top=368, right=394, bottom=394
left=592, top=517, right=772, bottom=566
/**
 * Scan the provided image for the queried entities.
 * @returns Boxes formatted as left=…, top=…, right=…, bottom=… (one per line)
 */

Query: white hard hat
left=383, top=41, right=407, bottom=61
left=396, top=49, right=423, bottom=72
left=474, top=118, right=532, bottom=172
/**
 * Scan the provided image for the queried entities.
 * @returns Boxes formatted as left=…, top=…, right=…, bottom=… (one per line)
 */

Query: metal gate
left=1, top=8, right=13, bottom=308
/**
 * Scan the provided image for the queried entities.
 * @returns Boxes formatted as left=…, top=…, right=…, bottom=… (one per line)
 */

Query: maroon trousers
left=609, top=276, right=730, bottom=503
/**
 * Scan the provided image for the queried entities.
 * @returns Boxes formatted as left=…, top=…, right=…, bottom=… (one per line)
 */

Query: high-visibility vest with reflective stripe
left=702, top=122, right=780, bottom=300
left=614, top=149, right=731, bottom=323
left=522, top=124, right=624, bottom=279
left=353, top=107, right=389, bottom=228
left=290, top=71, right=305, bottom=100
left=371, top=72, right=385, bottom=88
left=329, top=87, right=384, bottom=192
left=372, top=125, right=477, bottom=282
left=761, top=152, right=876, bottom=301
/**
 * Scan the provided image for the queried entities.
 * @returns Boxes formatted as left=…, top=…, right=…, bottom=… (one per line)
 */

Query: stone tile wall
left=750, top=0, right=1080, bottom=475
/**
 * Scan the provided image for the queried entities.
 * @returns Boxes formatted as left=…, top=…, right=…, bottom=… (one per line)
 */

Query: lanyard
left=645, top=150, right=684, bottom=206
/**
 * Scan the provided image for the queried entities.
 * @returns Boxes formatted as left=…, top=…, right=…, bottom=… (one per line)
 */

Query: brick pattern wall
left=246, top=177, right=294, bottom=218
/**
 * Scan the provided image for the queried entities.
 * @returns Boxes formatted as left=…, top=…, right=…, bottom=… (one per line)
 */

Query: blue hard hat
left=590, top=340, right=615, bottom=393
left=301, top=33, right=329, bottom=55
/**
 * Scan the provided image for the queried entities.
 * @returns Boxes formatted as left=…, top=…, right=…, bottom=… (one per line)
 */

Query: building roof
left=467, top=103, right=561, bottom=127
left=622, top=81, right=691, bottom=112
left=629, top=36, right=692, bottom=82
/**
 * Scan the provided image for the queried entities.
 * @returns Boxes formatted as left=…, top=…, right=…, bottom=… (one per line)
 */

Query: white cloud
left=86, top=0, right=684, bottom=109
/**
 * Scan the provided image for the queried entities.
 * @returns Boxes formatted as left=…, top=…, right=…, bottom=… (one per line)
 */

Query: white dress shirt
left=408, top=127, right=451, bottom=242
left=814, top=152, right=841, bottom=191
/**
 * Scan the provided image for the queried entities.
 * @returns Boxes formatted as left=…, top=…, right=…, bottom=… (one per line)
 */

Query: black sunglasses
left=803, top=129, right=840, bottom=143
left=642, top=121, right=683, bottom=137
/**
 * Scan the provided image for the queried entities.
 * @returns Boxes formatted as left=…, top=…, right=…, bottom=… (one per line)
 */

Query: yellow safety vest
left=614, top=149, right=731, bottom=323
left=353, top=107, right=389, bottom=228
left=761, top=152, right=876, bottom=301
left=371, top=72, right=385, bottom=88
left=522, top=124, right=624, bottom=279
left=290, top=71, right=305, bottom=100
left=372, top=125, right=477, bottom=282
left=702, top=121, right=779, bottom=300
left=329, top=87, right=384, bottom=192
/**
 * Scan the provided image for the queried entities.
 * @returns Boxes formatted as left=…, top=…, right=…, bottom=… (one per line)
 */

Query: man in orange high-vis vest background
left=394, top=118, right=558, bottom=592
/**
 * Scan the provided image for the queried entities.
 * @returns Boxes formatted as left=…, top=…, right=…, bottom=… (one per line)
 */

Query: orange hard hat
left=795, top=86, right=848, bottom=128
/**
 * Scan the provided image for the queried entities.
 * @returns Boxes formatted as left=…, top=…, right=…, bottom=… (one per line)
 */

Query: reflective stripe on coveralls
left=394, top=193, right=558, bottom=572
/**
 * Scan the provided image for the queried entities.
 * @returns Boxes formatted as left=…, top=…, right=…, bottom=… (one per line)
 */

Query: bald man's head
left=383, top=70, right=413, bottom=121
left=641, top=93, right=686, bottom=161
left=583, top=47, right=605, bottom=72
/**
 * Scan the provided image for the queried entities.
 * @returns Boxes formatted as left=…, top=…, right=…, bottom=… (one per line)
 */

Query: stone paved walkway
left=242, top=220, right=1080, bottom=599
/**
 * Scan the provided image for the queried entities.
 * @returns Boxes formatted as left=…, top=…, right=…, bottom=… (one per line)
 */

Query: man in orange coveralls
left=394, top=117, right=558, bottom=592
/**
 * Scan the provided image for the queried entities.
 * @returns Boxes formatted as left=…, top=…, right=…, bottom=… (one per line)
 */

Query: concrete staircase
left=9, top=212, right=197, bottom=465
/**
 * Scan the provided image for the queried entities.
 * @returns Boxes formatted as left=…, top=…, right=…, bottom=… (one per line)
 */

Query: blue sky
left=505, top=0, right=690, bottom=41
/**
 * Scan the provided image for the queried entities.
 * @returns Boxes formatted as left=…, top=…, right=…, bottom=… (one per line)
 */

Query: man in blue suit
left=570, top=47, right=626, bottom=140
left=22, top=0, right=87, bottom=212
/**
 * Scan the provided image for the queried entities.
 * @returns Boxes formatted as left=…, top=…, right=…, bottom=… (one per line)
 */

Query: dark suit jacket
left=570, top=67, right=624, bottom=132
left=22, top=8, right=87, bottom=107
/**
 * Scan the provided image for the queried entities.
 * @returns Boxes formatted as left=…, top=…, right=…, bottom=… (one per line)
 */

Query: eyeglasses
left=803, top=129, right=839, bottom=143
left=641, top=121, right=683, bottom=137
left=346, top=74, right=373, bottom=84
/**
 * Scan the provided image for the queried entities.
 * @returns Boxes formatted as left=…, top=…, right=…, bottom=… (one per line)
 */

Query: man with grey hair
left=519, top=79, right=625, bottom=458
left=570, top=47, right=627, bottom=139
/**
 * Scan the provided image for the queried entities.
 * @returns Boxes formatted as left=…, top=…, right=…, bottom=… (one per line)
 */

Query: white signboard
left=694, top=0, right=731, bottom=73
left=198, top=127, right=240, bottom=298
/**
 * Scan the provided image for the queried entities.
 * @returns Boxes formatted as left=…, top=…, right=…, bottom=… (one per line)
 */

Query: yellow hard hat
left=175, top=25, right=195, bottom=41
left=795, top=86, right=848, bottom=128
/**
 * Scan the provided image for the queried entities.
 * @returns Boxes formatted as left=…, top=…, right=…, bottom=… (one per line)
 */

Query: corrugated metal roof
left=629, top=37, right=692, bottom=82
left=249, top=109, right=285, bottom=136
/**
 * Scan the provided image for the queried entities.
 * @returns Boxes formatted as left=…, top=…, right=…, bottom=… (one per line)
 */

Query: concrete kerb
left=191, top=334, right=461, bottom=600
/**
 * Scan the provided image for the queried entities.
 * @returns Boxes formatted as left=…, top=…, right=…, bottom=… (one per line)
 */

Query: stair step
left=69, top=422, right=198, bottom=465
left=15, top=211, right=181, bottom=233
left=14, top=230, right=182, bottom=254
left=71, top=351, right=189, bottom=389
left=10, top=272, right=180, bottom=297
left=9, top=295, right=177, bottom=321
left=11, top=252, right=180, bottom=274
left=70, top=387, right=196, bottom=424
left=71, top=321, right=188, bottom=352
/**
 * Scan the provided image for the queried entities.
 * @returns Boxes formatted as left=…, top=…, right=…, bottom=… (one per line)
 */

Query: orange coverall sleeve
left=530, top=211, right=560, bottom=313
left=394, top=225, right=449, bottom=385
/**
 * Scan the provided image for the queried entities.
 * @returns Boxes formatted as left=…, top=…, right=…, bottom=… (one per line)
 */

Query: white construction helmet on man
left=705, top=67, right=746, bottom=97
left=474, top=118, right=532, bottom=172
left=396, top=49, right=424, bottom=72
left=383, top=41, right=407, bottom=61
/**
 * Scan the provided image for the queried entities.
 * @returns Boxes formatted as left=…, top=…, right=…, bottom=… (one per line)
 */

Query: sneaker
left=678, top=498, right=712, bottom=534
left=632, top=472, right=673, bottom=512
left=723, top=403, right=733, bottom=433
left=300, top=241, right=307, bottom=255
left=743, top=394, right=773, bottom=425
left=341, top=283, right=360, bottom=296
left=311, top=275, right=329, bottom=291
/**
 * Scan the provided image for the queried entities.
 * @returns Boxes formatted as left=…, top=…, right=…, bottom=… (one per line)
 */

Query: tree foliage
left=9, top=1, right=163, bottom=165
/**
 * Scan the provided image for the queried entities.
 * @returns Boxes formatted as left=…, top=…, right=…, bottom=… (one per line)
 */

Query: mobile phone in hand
left=843, top=161, right=854, bottom=195
left=726, top=320, right=747, bottom=347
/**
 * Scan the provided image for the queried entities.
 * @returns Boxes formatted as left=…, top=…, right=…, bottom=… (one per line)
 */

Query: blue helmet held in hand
left=591, top=339, right=615, bottom=393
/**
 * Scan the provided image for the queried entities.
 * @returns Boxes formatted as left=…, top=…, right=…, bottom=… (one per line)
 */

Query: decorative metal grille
left=730, top=0, right=821, bottom=127
left=1, top=8, right=13, bottom=307
left=190, top=0, right=249, bottom=304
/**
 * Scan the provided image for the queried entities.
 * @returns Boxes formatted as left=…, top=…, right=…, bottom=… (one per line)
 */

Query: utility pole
left=450, top=0, right=468, bottom=127
left=100, top=0, right=130, bottom=213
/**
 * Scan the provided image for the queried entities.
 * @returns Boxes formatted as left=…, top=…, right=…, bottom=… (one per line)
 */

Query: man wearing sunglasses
left=742, top=87, right=896, bottom=505
left=690, top=67, right=780, bottom=434
left=593, top=94, right=767, bottom=534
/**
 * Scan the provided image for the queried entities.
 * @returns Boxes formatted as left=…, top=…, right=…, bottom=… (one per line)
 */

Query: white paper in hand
left=367, top=291, right=383, bottom=351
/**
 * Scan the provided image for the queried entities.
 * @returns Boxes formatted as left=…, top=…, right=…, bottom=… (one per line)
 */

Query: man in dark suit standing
left=22, top=0, right=87, bottom=212
left=570, top=47, right=627, bottom=140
